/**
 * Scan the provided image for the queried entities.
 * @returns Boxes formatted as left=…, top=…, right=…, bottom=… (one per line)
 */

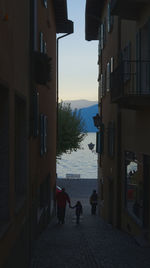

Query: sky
left=57, top=0, right=98, bottom=102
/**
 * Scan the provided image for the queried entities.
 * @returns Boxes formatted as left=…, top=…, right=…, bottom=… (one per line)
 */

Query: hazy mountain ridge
left=63, top=99, right=98, bottom=110
left=63, top=99, right=98, bottom=132
left=78, top=104, right=98, bottom=133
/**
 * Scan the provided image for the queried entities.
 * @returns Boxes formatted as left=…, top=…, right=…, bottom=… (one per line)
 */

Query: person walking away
left=90, top=190, right=98, bottom=215
left=56, top=187, right=71, bottom=224
left=70, top=201, right=83, bottom=224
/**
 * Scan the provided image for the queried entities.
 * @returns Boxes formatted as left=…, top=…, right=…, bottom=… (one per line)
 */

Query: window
left=40, top=114, right=48, bottom=156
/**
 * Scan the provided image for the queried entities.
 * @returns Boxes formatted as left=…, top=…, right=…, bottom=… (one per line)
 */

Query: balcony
left=110, top=60, right=150, bottom=109
left=110, top=0, right=148, bottom=20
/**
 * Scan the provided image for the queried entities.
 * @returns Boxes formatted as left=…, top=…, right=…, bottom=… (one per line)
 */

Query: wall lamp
left=93, top=113, right=102, bottom=129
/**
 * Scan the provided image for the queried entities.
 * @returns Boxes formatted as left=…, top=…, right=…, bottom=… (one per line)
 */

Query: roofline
left=54, top=0, right=74, bottom=34
left=85, top=0, right=104, bottom=41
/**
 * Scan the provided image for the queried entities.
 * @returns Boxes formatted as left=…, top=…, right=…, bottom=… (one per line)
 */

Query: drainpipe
left=56, top=33, right=71, bottom=108
left=56, top=32, right=73, bottom=153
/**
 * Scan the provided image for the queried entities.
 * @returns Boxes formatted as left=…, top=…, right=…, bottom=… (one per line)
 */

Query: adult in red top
left=56, top=187, right=71, bottom=224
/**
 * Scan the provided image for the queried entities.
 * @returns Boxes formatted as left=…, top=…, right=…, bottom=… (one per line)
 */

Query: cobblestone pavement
left=30, top=179, right=150, bottom=268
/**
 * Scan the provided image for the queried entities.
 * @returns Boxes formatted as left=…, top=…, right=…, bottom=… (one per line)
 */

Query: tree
left=57, top=102, right=87, bottom=157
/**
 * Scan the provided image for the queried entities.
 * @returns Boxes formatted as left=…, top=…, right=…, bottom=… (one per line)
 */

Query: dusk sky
left=57, top=0, right=98, bottom=102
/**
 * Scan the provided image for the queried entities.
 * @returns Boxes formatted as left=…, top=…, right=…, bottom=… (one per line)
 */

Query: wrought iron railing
left=110, top=60, right=150, bottom=102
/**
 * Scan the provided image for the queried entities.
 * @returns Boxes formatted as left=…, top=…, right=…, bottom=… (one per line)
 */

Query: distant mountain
left=78, top=104, right=98, bottom=133
left=63, top=99, right=98, bottom=110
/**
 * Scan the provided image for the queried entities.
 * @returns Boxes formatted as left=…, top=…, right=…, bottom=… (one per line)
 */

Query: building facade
left=0, top=1, right=73, bottom=268
left=85, top=0, right=150, bottom=244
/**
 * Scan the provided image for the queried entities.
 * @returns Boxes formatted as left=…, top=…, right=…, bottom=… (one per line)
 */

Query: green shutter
left=33, top=90, right=39, bottom=137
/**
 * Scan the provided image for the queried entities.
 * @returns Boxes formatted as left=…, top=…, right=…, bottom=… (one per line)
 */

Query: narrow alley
left=30, top=179, right=150, bottom=268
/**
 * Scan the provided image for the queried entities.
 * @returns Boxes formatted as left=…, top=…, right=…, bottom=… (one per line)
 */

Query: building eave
left=85, top=0, right=104, bottom=41
left=54, top=0, right=74, bottom=34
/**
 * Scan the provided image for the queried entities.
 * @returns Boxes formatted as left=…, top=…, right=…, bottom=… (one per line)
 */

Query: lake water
left=57, top=132, right=98, bottom=179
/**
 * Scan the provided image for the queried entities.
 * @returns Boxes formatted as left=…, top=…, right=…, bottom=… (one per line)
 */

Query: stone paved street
left=30, top=179, right=150, bottom=268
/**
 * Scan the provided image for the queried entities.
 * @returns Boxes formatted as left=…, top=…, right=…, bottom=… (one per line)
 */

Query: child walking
left=70, top=201, right=83, bottom=224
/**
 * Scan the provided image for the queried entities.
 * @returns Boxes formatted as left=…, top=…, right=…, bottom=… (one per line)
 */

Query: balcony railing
left=110, top=0, right=148, bottom=20
left=110, top=60, right=150, bottom=109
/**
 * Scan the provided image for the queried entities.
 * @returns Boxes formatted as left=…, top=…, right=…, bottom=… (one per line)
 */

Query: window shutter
left=40, top=114, right=44, bottom=156
left=99, top=74, right=103, bottom=98
left=43, top=41, right=47, bottom=54
left=33, top=0, right=38, bottom=51
left=101, top=24, right=104, bottom=50
left=108, top=3, right=114, bottom=33
left=136, top=30, right=141, bottom=93
left=33, top=91, right=39, bottom=137
left=98, top=41, right=101, bottom=56
left=127, top=42, right=131, bottom=81
left=104, top=18, right=107, bottom=46
left=44, top=115, right=48, bottom=153
left=123, top=42, right=131, bottom=82
left=102, top=70, right=106, bottom=96
left=111, top=57, right=114, bottom=73
left=107, top=3, right=111, bottom=33
left=40, top=32, right=44, bottom=53
left=98, top=26, right=101, bottom=55
left=96, top=130, right=104, bottom=154
left=107, top=62, right=111, bottom=92
left=96, top=132, right=100, bottom=153
left=43, top=0, right=47, bottom=8
left=111, top=15, right=114, bottom=30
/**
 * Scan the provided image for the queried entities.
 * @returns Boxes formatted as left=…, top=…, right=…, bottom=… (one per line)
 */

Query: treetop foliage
left=57, top=101, right=87, bottom=158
